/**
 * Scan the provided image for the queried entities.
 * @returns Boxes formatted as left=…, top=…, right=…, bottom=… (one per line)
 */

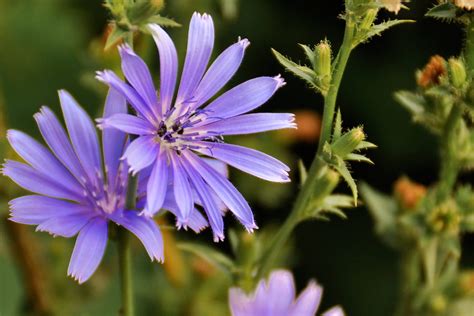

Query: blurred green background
left=1, top=0, right=473, bottom=315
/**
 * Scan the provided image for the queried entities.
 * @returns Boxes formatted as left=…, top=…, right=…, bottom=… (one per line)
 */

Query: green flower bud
left=331, top=127, right=365, bottom=158
left=429, top=294, right=447, bottom=314
left=128, top=0, right=165, bottom=24
left=448, top=58, right=467, bottom=89
left=426, top=200, right=461, bottom=236
left=315, top=41, right=332, bottom=90
left=311, top=166, right=340, bottom=204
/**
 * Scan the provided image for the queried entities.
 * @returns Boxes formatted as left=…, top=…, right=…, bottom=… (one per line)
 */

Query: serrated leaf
left=425, top=2, right=457, bottom=19
left=178, top=242, right=235, bottom=275
left=356, top=20, right=415, bottom=46
left=333, top=109, right=342, bottom=141
left=272, top=49, right=316, bottom=87
left=105, top=25, right=128, bottom=50
left=394, top=90, right=426, bottom=114
left=346, top=153, right=374, bottom=164
left=146, top=15, right=181, bottom=27
left=333, top=158, right=358, bottom=205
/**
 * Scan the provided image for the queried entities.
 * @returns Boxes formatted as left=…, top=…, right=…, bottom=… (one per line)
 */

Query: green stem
left=118, top=175, right=137, bottom=316
left=464, top=16, right=474, bottom=72
left=256, top=16, right=356, bottom=281
left=437, top=101, right=463, bottom=200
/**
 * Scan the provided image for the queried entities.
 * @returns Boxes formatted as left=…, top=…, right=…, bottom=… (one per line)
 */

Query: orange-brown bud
left=416, top=55, right=447, bottom=89
left=394, top=176, right=427, bottom=209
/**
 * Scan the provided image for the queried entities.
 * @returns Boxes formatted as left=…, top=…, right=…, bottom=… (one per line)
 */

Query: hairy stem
left=257, top=15, right=356, bottom=280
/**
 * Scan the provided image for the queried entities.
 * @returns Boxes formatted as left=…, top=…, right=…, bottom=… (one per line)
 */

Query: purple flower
left=229, top=270, right=345, bottom=316
left=96, top=12, right=295, bottom=241
left=2, top=89, right=164, bottom=284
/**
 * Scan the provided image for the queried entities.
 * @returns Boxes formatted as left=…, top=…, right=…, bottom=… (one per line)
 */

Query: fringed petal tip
left=213, top=232, right=225, bottom=242
left=118, top=43, right=135, bottom=55
left=237, top=37, right=251, bottom=49
left=193, top=11, right=213, bottom=21
left=95, top=70, right=113, bottom=83
left=95, top=118, right=106, bottom=129
left=245, top=222, right=259, bottom=233
left=273, top=74, right=286, bottom=89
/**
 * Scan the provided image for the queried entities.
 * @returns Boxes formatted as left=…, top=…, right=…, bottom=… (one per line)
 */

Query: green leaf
left=178, top=242, right=235, bottom=275
left=356, top=20, right=415, bottom=46
left=104, top=25, right=128, bottom=50
left=425, top=2, right=457, bottom=19
left=346, top=153, right=374, bottom=164
left=146, top=15, right=181, bottom=27
left=355, top=141, right=377, bottom=150
left=299, top=44, right=316, bottom=70
left=394, top=90, right=426, bottom=115
left=332, top=157, right=358, bottom=205
left=360, top=182, right=400, bottom=248
left=333, top=108, right=342, bottom=141
left=298, top=159, right=308, bottom=185
left=272, top=49, right=316, bottom=87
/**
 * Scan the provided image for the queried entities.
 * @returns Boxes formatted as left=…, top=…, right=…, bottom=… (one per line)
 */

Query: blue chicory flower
left=96, top=12, right=295, bottom=241
left=229, top=270, right=345, bottom=316
left=2, top=89, right=165, bottom=283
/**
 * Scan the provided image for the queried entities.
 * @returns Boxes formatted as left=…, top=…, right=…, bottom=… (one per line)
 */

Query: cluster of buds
left=103, top=0, right=178, bottom=49
left=426, top=200, right=461, bottom=236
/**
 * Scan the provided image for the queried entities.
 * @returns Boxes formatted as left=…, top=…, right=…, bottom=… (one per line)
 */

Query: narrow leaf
left=425, top=2, right=457, bottom=19
left=178, top=242, right=235, bottom=274
left=333, top=158, right=358, bottom=205
left=146, top=15, right=181, bottom=27
left=272, top=49, right=316, bottom=86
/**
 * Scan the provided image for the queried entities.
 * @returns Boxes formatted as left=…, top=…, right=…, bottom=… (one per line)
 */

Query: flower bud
left=311, top=166, right=340, bottom=203
left=128, top=0, right=165, bottom=24
left=455, top=0, right=474, bottom=10
left=448, top=58, right=467, bottom=88
left=377, top=0, right=402, bottom=14
left=315, top=41, right=332, bottom=90
left=416, top=55, right=447, bottom=88
left=426, top=200, right=460, bottom=236
left=331, top=127, right=365, bottom=158
left=429, top=294, right=447, bottom=314
left=394, top=177, right=427, bottom=209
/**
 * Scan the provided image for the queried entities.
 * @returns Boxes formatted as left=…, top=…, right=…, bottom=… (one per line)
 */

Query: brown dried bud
left=416, top=55, right=447, bottom=89
left=394, top=176, right=427, bottom=209
left=378, top=0, right=403, bottom=14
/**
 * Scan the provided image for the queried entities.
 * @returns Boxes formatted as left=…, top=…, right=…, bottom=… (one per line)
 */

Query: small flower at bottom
left=96, top=12, right=295, bottom=241
left=229, top=270, right=345, bottom=316
left=2, top=89, right=164, bottom=284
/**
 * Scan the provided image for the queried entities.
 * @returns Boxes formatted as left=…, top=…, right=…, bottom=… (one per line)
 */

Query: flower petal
left=182, top=151, right=256, bottom=232
left=148, top=23, right=178, bottom=115
left=265, top=270, right=296, bottom=314
left=290, top=280, right=323, bottom=316
left=122, top=136, right=158, bottom=175
left=98, top=113, right=155, bottom=135
left=176, top=12, right=214, bottom=108
left=194, top=142, right=290, bottom=183
left=102, top=88, right=127, bottom=187
left=181, top=156, right=224, bottom=241
left=169, top=151, right=193, bottom=221
left=119, top=44, right=159, bottom=118
left=96, top=70, right=157, bottom=123
left=192, top=38, right=249, bottom=109
left=189, top=113, right=296, bottom=136
left=204, top=76, right=285, bottom=120
left=9, top=195, right=88, bottom=225
left=37, top=212, right=95, bottom=238
left=59, top=90, right=103, bottom=184
left=7, top=129, right=83, bottom=195
left=34, top=106, right=86, bottom=181
left=68, top=217, right=108, bottom=283
left=143, top=145, right=168, bottom=216
left=322, top=306, right=345, bottom=316
left=229, top=288, right=254, bottom=316
left=2, top=160, right=83, bottom=201
left=111, top=211, right=164, bottom=262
